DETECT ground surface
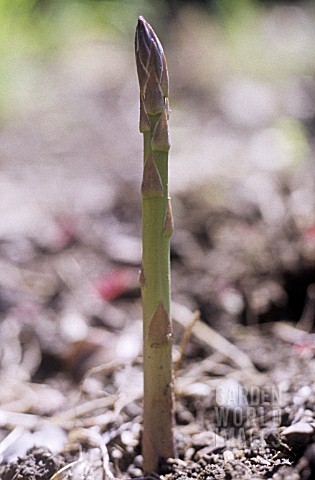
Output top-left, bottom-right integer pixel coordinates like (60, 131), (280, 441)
(1, 3), (315, 479)
(1, 178), (315, 479)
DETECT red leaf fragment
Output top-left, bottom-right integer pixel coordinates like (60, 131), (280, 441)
(293, 341), (315, 357)
(94, 268), (138, 301)
(303, 225), (315, 243)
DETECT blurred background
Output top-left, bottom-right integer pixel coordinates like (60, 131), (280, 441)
(0, 0), (315, 340)
(1, 0), (315, 231)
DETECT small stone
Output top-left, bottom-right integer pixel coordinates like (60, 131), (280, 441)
(184, 447), (195, 461)
(216, 379), (248, 410)
(281, 421), (315, 445)
(111, 448), (123, 460)
(192, 431), (225, 457)
(304, 409), (314, 417)
(293, 385), (312, 405)
(60, 311), (88, 342)
(133, 455), (143, 468)
(299, 415), (314, 424)
(232, 449), (244, 460)
(121, 430), (138, 447)
(127, 466), (143, 478)
(167, 458), (187, 467)
(192, 431), (224, 448)
(183, 382), (212, 397)
(223, 450), (234, 463)
(177, 408), (195, 425)
(255, 454), (270, 466)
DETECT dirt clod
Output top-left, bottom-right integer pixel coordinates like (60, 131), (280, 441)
(0, 447), (65, 480)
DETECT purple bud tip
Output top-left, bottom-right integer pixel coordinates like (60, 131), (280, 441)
(135, 16), (169, 110)
(136, 16), (152, 54)
(136, 16), (165, 62)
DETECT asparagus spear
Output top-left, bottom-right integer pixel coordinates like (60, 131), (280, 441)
(135, 16), (175, 473)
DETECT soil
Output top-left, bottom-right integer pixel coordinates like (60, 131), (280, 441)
(0, 179), (315, 480)
(1, 4), (315, 480)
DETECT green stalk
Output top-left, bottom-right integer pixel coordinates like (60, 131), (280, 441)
(135, 16), (175, 473)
